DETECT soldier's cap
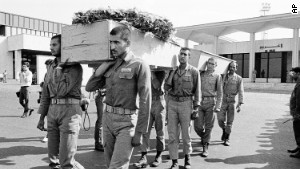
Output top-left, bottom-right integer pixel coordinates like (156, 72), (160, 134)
(291, 67), (300, 73)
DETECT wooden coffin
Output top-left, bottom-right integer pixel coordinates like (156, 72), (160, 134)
(61, 20), (180, 68)
(189, 49), (233, 74)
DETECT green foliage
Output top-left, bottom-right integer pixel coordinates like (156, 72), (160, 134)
(72, 8), (175, 41)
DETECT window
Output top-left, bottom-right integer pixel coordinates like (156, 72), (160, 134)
(29, 19), (34, 29)
(24, 18), (30, 28)
(19, 16), (24, 27)
(13, 15), (18, 27)
(49, 22), (53, 32)
(44, 21), (48, 31)
(34, 19), (39, 30)
(5, 26), (11, 36)
(0, 25), (5, 36)
(11, 27), (16, 35)
(39, 20), (44, 31)
(0, 12), (5, 25)
(5, 14), (10, 25)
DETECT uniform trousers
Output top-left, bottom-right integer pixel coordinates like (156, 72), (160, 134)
(194, 99), (216, 143)
(47, 104), (84, 169)
(103, 108), (138, 169)
(140, 98), (166, 152)
(217, 96), (236, 134)
(167, 98), (193, 159)
(293, 119), (300, 147)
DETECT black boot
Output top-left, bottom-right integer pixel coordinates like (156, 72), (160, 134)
(201, 142), (209, 157)
(221, 129), (225, 141)
(95, 142), (104, 151)
(290, 150), (300, 158)
(287, 147), (300, 153)
(224, 133), (230, 146)
(184, 154), (191, 169)
(169, 159), (178, 169)
(151, 151), (162, 167)
(133, 152), (148, 168)
(20, 112), (28, 118)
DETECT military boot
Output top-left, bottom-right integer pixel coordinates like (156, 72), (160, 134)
(221, 129), (226, 141)
(151, 151), (162, 167)
(224, 133), (230, 146)
(169, 159), (178, 169)
(201, 142), (209, 157)
(133, 152), (148, 168)
(184, 154), (191, 169)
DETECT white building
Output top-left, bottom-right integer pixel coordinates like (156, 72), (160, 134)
(0, 11), (93, 85)
(176, 13), (300, 83)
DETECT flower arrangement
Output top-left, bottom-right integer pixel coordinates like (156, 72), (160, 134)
(72, 8), (175, 42)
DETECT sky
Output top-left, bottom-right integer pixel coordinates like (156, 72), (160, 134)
(1, 0), (299, 41)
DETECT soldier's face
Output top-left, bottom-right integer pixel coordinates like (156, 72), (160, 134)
(50, 38), (61, 57)
(110, 34), (129, 58)
(178, 50), (190, 64)
(229, 63), (237, 73)
(207, 59), (216, 71)
(291, 71), (300, 81)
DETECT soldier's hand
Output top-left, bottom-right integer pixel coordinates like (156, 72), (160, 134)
(236, 104), (241, 113)
(214, 108), (220, 112)
(236, 105), (241, 113)
(191, 110), (199, 120)
(95, 61), (116, 77)
(132, 132), (142, 147)
(37, 119), (45, 131)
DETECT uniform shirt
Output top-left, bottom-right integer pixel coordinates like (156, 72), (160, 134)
(201, 71), (223, 109)
(19, 70), (32, 87)
(85, 51), (151, 134)
(152, 71), (165, 97)
(37, 58), (83, 116)
(164, 64), (201, 107)
(290, 78), (300, 118)
(223, 73), (244, 104)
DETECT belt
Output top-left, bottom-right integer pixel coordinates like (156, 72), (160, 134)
(202, 96), (215, 101)
(224, 94), (236, 98)
(169, 95), (192, 102)
(51, 98), (80, 105)
(152, 95), (164, 101)
(106, 105), (136, 115)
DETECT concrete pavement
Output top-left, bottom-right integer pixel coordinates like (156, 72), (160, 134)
(0, 81), (300, 169)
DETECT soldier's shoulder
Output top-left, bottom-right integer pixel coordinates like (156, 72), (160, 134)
(189, 65), (199, 73)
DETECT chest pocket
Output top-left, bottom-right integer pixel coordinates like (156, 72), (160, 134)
(182, 75), (192, 89)
(119, 72), (134, 79)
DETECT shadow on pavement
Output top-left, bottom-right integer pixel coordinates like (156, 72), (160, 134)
(204, 114), (300, 169)
(0, 137), (42, 143)
(0, 146), (47, 166)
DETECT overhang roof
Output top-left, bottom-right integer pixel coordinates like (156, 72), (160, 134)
(175, 13), (300, 44)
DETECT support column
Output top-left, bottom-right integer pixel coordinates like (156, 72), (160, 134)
(184, 39), (189, 48)
(292, 28), (299, 67)
(213, 36), (219, 55)
(249, 33), (255, 82)
(14, 50), (22, 80)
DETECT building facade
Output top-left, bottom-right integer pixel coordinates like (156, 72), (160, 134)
(176, 13), (300, 83)
(0, 11), (93, 85)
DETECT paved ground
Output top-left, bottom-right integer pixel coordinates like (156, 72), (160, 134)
(0, 80), (300, 169)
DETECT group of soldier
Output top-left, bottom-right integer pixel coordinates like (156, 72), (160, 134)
(86, 26), (244, 169)
(36, 25), (244, 169)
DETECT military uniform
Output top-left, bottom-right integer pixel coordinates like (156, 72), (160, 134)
(164, 64), (201, 160)
(38, 59), (84, 169)
(290, 78), (300, 152)
(86, 52), (151, 169)
(217, 73), (244, 143)
(194, 71), (222, 151)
